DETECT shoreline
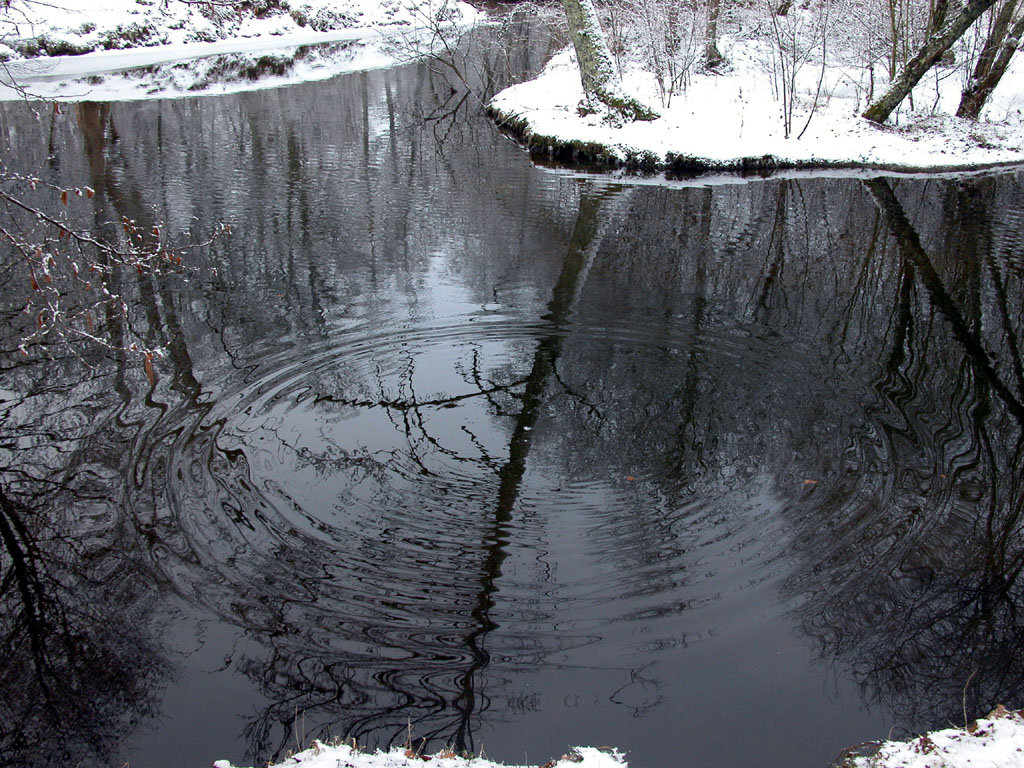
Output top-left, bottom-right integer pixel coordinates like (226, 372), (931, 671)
(487, 102), (1024, 178)
(0, 0), (481, 101)
(211, 708), (1024, 768)
(485, 38), (1024, 177)
(0, 26), (391, 81)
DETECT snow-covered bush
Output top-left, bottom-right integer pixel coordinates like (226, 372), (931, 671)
(616, 0), (703, 106)
(99, 22), (164, 50)
(289, 5), (364, 31)
(10, 32), (94, 57)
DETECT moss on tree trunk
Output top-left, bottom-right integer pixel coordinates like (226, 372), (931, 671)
(561, 0), (659, 121)
(863, 0), (997, 123)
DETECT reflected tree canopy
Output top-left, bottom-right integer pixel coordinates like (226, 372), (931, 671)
(784, 177), (1024, 732)
(0, 358), (167, 767)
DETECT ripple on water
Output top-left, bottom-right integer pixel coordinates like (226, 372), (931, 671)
(156, 313), (844, 599)
(136, 307), (908, 735)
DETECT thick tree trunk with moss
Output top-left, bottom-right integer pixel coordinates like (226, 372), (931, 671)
(562, 0), (659, 121)
(957, 4), (1024, 119)
(862, 0), (998, 123)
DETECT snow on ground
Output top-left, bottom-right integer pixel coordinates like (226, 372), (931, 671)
(0, 0), (479, 100)
(213, 744), (627, 768)
(843, 706), (1024, 768)
(0, 34), (399, 100)
(488, 32), (1024, 172)
(210, 709), (1024, 768)
(5, 2), (1024, 173)
(0, 0), (465, 54)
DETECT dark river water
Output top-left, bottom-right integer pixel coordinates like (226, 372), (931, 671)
(2, 20), (1024, 768)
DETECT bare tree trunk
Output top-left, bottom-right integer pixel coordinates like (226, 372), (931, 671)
(705, 0), (726, 68)
(562, 0), (659, 121)
(863, 0), (998, 123)
(966, 0), (1018, 82)
(929, 0), (956, 64)
(929, 0), (951, 37)
(887, 0), (901, 79)
(958, 2), (1024, 118)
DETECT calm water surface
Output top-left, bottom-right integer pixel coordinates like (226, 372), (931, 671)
(2, 25), (1024, 768)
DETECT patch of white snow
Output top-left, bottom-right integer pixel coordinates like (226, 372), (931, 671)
(0, 0), (480, 100)
(843, 706), (1024, 768)
(488, 35), (1024, 172)
(214, 743), (627, 768)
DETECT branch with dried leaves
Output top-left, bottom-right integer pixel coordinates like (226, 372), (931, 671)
(0, 172), (229, 377)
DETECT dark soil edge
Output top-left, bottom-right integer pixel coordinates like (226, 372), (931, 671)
(485, 104), (1024, 180)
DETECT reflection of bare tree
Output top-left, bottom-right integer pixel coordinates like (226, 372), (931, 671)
(396, 15), (564, 158)
(185, 186), (632, 761)
(36, 29), (591, 764)
(0, 101), (182, 757)
(864, 178), (1024, 423)
(782, 177), (1024, 732)
(0, 375), (168, 768)
(473, 173), (1024, 739)
(449, 186), (628, 754)
(0, 491), (164, 767)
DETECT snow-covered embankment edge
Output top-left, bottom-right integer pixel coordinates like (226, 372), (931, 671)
(0, 0), (482, 101)
(213, 745), (627, 768)
(487, 41), (1024, 175)
(833, 705), (1024, 768)
(212, 707), (1024, 768)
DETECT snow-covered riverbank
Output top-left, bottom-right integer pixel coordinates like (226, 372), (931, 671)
(6, 0), (1024, 173)
(838, 706), (1024, 768)
(0, 0), (479, 100)
(214, 744), (627, 768)
(212, 708), (1024, 768)
(487, 33), (1024, 173)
